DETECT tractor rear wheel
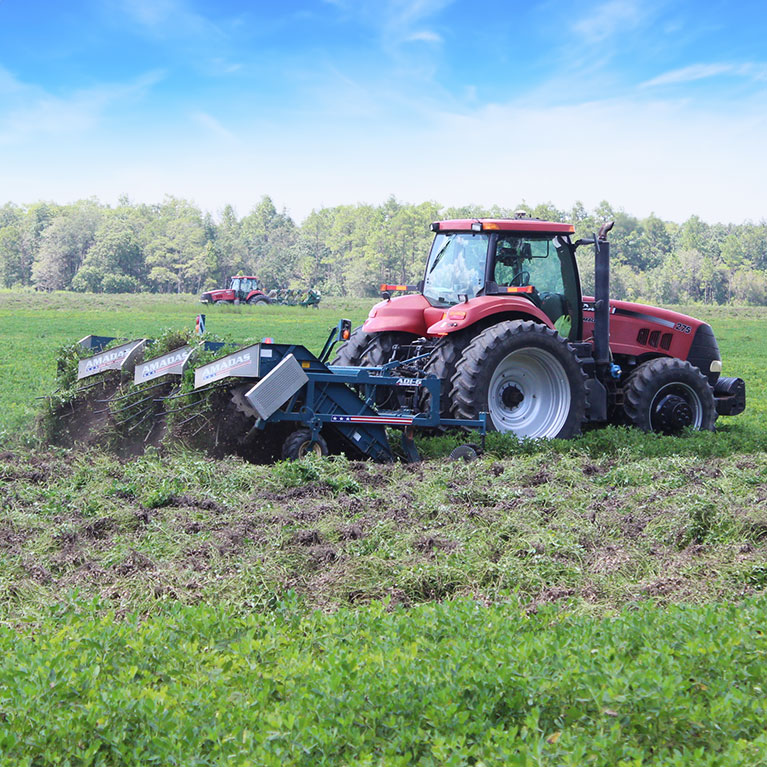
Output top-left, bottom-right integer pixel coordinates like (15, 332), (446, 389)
(420, 332), (471, 419)
(248, 296), (269, 305)
(451, 320), (587, 439)
(623, 357), (716, 434)
(331, 326), (370, 366)
(358, 332), (418, 368)
(359, 332), (419, 409)
(282, 429), (329, 460)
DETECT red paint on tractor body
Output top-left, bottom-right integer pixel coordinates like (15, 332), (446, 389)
(205, 288), (267, 303)
(362, 292), (704, 365)
(435, 219), (575, 234)
(362, 293), (553, 337)
(582, 298), (703, 360)
(362, 294), (444, 335)
(201, 276), (267, 304)
(426, 295), (554, 334)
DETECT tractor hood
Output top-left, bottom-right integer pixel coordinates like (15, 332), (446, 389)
(200, 288), (234, 303)
(582, 298), (722, 382)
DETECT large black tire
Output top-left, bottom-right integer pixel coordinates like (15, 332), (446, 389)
(623, 357), (716, 434)
(248, 295), (269, 305)
(451, 320), (587, 439)
(331, 326), (370, 366)
(281, 429), (329, 460)
(358, 332), (418, 367)
(420, 332), (471, 419)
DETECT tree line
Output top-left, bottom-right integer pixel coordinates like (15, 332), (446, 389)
(0, 195), (766, 304)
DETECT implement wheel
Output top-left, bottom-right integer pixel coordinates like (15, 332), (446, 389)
(452, 320), (587, 439)
(282, 429), (329, 460)
(623, 357), (716, 434)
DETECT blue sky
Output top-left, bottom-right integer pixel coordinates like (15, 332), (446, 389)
(1, 0), (766, 223)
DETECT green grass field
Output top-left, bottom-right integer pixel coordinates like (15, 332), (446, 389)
(1, 290), (767, 764)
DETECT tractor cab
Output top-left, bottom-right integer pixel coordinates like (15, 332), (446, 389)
(422, 221), (582, 339)
(230, 276), (263, 300)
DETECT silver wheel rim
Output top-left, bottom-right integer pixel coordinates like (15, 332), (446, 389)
(487, 348), (571, 438)
(297, 440), (323, 459)
(650, 382), (703, 430)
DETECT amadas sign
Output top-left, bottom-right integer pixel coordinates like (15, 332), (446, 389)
(134, 346), (195, 384)
(194, 344), (262, 388)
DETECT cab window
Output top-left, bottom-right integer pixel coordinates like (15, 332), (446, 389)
(423, 233), (490, 306)
(492, 236), (579, 339)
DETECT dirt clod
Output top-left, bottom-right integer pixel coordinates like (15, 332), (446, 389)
(292, 529), (322, 546)
(415, 535), (458, 554)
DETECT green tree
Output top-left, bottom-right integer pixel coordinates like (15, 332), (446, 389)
(241, 196), (298, 287)
(32, 200), (102, 290)
(639, 214), (672, 271)
(144, 197), (209, 293)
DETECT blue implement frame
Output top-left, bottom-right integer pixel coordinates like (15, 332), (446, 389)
(243, 328), (487, 462)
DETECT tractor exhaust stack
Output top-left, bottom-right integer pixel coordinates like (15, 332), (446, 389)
(593, 220), (614, 379)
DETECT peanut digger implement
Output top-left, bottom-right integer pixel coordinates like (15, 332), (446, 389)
(66, 322), (486, 462)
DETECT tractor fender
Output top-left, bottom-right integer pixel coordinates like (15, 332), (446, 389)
(426, 296), (554, 336)
(362, 294), (444, 336)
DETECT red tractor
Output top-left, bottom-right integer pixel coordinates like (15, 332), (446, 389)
(332, 216), (745, 439)
(200, 276), (271, 305)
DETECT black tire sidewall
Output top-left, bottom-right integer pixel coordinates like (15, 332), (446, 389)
(452, 321), (587, 439)
(331, 326), (370, 366)
(282, 429), (328, 459)
(623, 358), (716, 432)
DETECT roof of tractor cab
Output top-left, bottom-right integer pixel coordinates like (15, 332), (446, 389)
(433, 219), (575, 234)
(231, 276), (259, 280)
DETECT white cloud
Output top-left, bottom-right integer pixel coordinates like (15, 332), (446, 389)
(572, 0), (646, 43)
(115, 0), (223, 41)
(326, 0), (451, 50)
(642, 62), (767, 87)
(0, 70), (164, 146)
(405, 30), (442, 44)
(191, 112), (237, 143)
(9, 89), (766, 227)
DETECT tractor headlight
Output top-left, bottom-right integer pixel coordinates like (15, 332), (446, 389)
(710, 360), (722, 373)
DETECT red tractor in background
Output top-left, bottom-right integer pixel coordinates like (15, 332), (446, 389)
(332, 215), (745, 439)
(200, 276), (271, 305)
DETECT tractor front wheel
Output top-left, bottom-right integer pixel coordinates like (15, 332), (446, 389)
(281, 429), (329, 460)
(623, 357), (716, 434)
(451, 320), (587, 439)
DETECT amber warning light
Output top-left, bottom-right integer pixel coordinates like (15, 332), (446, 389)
(380, 284), (418, 292)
